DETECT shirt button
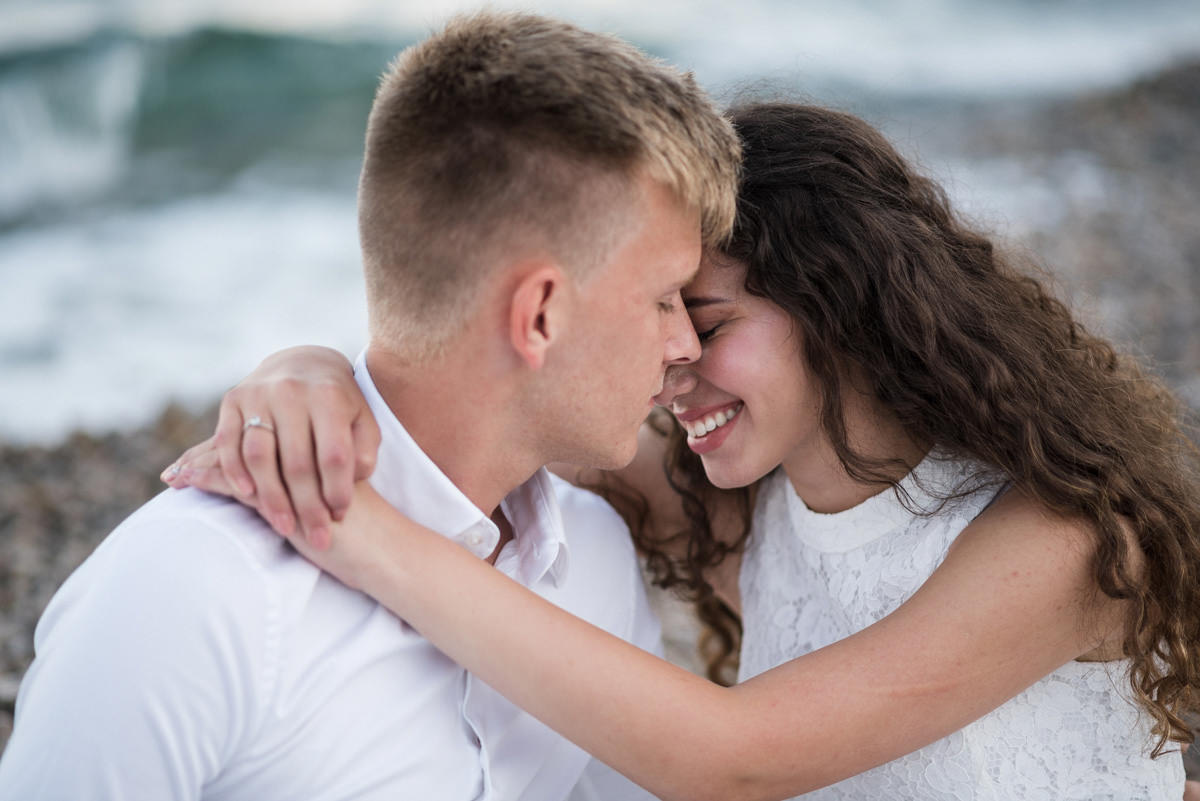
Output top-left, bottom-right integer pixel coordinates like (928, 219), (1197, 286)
(467, 531), (483, 548)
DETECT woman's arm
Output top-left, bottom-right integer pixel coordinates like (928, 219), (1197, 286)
(167, 348), (747, 571)
(308, 482), (1122, 801)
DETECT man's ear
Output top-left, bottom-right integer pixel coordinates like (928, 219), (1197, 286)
(509, 264), (567, 370)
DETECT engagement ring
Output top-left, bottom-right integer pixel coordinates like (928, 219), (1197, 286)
(243, 416), (276, 434)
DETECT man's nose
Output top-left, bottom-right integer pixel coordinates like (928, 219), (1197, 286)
(663, 304), (701, 366)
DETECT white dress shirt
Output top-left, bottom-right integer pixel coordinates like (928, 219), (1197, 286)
(0, 353), (663, 801)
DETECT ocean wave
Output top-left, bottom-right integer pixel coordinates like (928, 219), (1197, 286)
(0, 185), (366, 443)
(0, 27), (394, 226)
(4, 0), (1199, 226)
(0, 34), (141, 223)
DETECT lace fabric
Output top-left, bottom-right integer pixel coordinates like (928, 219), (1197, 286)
(738, 457), (1184, 800)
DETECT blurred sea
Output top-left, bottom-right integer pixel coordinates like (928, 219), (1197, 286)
(3, 0), (1200, 443)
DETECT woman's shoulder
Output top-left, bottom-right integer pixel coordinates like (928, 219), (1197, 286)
(958, 483), (1099, 554)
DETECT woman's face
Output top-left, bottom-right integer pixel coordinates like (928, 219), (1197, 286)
(654, 254), (825, 489)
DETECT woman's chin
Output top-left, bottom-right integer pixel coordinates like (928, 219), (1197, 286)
(700, 456), (774, 491)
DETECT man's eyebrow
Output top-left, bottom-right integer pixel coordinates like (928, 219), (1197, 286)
(683, 296), (731, 309)
(666, 266), (700, 294)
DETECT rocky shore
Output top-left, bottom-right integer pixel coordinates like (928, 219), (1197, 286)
(2, 59), (1198, 779)
(0, 403), (218, 749)
(945, 58), (1200, 401)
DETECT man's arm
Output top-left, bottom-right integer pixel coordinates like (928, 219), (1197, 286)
(0, 504), (273, 800)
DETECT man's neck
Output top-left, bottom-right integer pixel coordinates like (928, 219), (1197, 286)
(365, 343), (540, 517)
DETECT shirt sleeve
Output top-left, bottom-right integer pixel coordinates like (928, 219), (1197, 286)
(0, 506), (276, 800)
(567, 758), (664, 801)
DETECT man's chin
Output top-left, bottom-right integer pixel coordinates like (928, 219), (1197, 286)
(582, 437), (639, 472)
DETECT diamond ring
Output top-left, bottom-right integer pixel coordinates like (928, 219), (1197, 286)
(242, 416), (277, 434)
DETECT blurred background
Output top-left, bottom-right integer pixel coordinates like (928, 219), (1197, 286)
(3, 0), (1200, 441)
(2, 0), (1199, 761)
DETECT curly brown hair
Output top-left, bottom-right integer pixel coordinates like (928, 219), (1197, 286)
(623, 102), (1200, 756)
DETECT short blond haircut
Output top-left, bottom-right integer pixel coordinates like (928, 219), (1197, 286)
(358, 11), (740, 359)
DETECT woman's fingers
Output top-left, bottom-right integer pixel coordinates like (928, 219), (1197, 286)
(272, 398), (333, 548)
(162, 437), (215, 488)
(161, 438), (241, 499)
(240, 416), (295, 537)
(214, 391), (256, 498)
(351, 411), (382, 484)
(181, 441), (236, 496)
(312, 406), (358, 527)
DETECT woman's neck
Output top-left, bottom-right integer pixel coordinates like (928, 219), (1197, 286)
(781, 389), (928, 515)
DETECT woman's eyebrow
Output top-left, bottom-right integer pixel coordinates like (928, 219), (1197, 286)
(683, 296), (731, 309)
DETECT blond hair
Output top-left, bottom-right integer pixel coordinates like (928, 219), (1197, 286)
(358, 11), (740, 359)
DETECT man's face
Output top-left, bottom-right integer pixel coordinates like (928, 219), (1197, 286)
(547, 175), (702, 468)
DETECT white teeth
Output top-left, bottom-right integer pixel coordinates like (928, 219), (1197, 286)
(685, 403), (741, 439)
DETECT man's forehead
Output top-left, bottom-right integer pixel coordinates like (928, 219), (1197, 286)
(669, 260), (702, 291)
(683, 254), (742, 297)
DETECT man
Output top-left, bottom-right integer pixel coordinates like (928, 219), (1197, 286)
(0, 12), (739, 800)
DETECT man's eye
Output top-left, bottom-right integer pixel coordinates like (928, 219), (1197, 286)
(657, 301), (677, 313)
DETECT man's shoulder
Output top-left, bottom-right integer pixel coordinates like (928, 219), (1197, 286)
(549, 475), (636, 555)
(546, 474), (641, 592)
(47, 489), (320, 634)
(546, 474), (662, 652)
(109, 487), (312, 578)
(7, 491), (327, 796)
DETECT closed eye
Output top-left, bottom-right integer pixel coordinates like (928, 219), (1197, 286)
(697, 324), (721, 343)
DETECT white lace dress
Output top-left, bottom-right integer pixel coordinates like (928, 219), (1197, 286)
(738, 454), (1184, 800)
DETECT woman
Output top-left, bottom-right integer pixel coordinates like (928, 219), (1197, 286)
(167, 103), (1200, 799)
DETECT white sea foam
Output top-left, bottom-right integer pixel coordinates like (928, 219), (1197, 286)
(0, 186), (366, 443)
(0, 40), (142, 221)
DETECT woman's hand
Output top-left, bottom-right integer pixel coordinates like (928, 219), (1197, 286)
(162, 346), (379, 549)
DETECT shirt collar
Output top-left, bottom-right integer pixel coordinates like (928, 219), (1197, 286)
(355, 350), (570, 586)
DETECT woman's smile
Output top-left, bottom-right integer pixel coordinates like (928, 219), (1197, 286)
(683, 403), (742, 453)
(675, 401), (743, 452)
